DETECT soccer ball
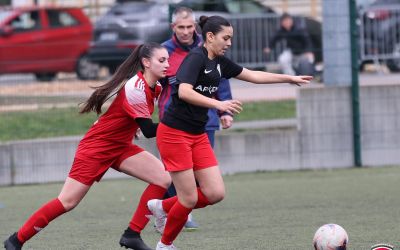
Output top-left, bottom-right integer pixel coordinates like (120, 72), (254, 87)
(313, 224), (348, 250)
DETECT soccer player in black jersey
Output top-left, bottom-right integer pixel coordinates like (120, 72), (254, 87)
(147, 15), (312, 250)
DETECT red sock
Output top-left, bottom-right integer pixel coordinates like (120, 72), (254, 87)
(162, 188), (210, 213)
(162, 196), (177, 213)
(129, 184), (166, 233)
(161, 200), (192, 245)
(195, 188), (210, 209)
(17, 198), (66, 243)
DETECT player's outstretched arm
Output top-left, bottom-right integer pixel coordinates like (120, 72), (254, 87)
(235, 68), (312, 86)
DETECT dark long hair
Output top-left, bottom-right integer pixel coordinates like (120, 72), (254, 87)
(198, 15), (231, 41)
(80, 42), (164, 114)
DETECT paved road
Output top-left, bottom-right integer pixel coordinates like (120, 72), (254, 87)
(1, 72), (400, 102)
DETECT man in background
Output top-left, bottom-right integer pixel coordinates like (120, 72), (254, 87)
(264, 13), (315, 76)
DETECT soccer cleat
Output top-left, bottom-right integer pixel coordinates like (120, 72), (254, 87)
(156, 241), (178, 250)
(147, 199), (166, 234)
(119, 228), (153, 250)
(183, 213), (198, 231)
(4, 232), (22, 250)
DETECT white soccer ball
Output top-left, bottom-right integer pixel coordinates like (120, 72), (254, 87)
(313, 224), (348, 250)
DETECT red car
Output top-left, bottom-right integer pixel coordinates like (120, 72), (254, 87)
(0, 6), (98, 81)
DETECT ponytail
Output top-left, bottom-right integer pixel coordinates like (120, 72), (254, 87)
(198, 15), (209, 30)
(80, 42), (163, 114)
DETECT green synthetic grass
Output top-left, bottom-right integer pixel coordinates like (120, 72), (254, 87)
(0, 100), (295, 142)
(0, 107), (98, 142)
(0, 166), (399, 249)
(235, 100), (295, 121)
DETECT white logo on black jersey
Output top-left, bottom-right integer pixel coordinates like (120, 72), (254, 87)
(217, 64), (221, 77)
(204, 69), (212, 74)
(195, 85), (218, 94)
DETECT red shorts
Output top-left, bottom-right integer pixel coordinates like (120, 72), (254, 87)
(156, 123), (218, 172)
(69, 144), (144, 185)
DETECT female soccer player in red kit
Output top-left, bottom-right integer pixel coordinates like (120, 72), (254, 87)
(4, 42), (171, 250)
(148, 16), (312, 250)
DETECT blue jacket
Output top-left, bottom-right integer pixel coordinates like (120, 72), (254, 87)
(158, 33), (233, 131)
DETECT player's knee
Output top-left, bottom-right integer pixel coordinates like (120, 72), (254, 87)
(177, 189), (198, 208)
(206, 189), (225, 204)
(180, 193), (198, 208)
(59, 197), (80, 211)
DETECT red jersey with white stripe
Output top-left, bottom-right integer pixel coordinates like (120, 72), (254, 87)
(75, 71), (161, 161)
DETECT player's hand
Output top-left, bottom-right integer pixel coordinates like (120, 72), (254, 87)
(217, 100), (242, 115)
(220, 115), (233, 129)
(289, 75), (313, 86)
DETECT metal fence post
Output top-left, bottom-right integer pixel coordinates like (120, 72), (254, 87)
(349, 0), (362, 167)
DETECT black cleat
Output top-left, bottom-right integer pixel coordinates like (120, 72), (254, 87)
(4, 233), (23, 250)
(119, 228), (153, 250)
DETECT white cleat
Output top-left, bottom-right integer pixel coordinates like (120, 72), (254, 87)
(147, 199), (167, 234)
(156, 241), (178, 250)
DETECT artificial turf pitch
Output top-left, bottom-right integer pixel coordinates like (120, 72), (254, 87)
(0, 166), (399, 249)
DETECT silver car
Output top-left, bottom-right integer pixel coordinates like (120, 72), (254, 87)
(88, 1), (171, 73)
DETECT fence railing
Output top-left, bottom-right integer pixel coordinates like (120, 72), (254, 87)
(227, 4), (400, 70)
(226, 14), (281, 69)
(225, 14), (321, 69)
(358, 4), (400, 63)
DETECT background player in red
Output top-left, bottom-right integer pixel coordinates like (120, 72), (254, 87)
(148, 16), (312, 250)
(4, 42), (171, 250)
(158, 6), (234, 231)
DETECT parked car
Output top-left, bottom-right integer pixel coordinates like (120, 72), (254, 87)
(87, 1), (170, 73)
(0, 6), (99, 81)
(88, 0), (322, 72)
(358, 0), (400, 71)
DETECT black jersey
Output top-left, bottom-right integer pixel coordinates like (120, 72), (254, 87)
(162, 46), (243, 134)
